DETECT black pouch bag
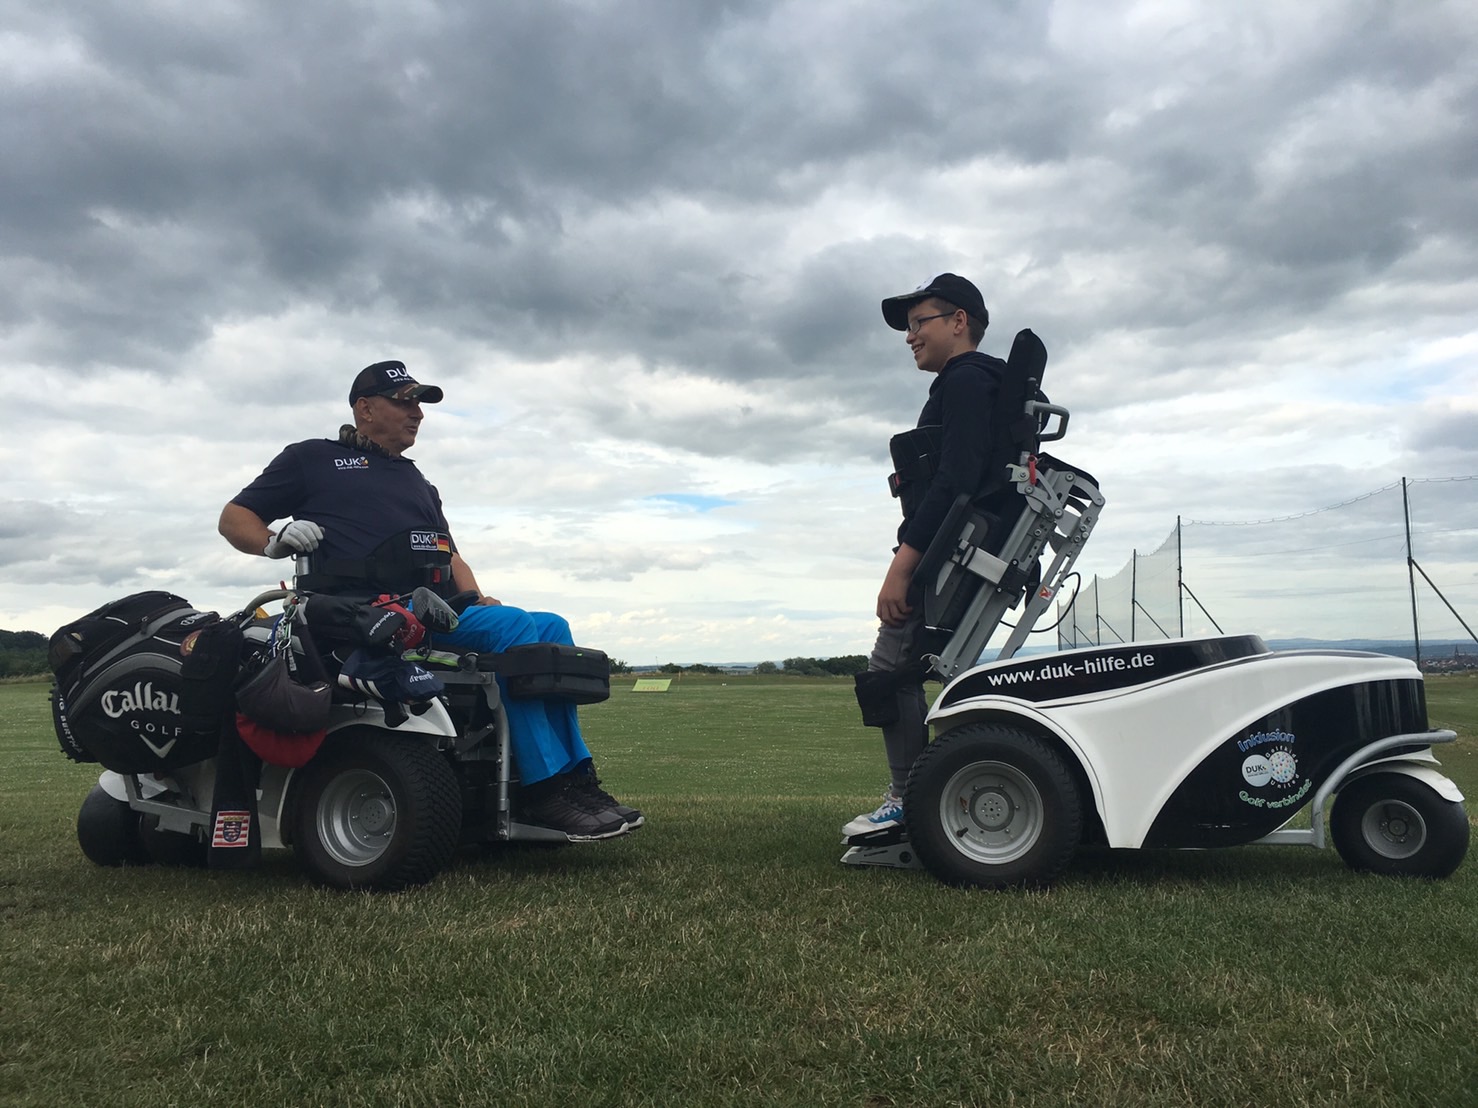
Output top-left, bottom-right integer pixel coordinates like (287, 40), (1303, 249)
(234, 617), (332, 734)
(854, 669), (903, 728)
(481, 644), (611, 704)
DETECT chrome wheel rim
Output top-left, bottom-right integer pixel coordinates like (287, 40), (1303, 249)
(316, 768), (397, 867)
(1360, 799), (1427, 860)
(937, 760), (1043, 864)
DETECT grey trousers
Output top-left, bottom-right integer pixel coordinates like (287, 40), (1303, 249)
(867, 609), (929, 793)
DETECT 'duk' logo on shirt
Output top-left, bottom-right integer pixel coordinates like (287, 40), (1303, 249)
(334, 457), (370, 469)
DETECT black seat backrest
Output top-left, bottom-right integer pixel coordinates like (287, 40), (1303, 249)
(978, 328), (1048, 500)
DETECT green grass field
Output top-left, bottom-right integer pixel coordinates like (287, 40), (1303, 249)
(4, 674), (1477, 1107)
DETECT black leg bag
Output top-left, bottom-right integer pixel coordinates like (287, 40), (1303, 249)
(477, 644), (611, 704)
(854, 670), (905, 728)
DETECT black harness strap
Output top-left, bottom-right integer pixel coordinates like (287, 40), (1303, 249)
(297, 530), (455, 597)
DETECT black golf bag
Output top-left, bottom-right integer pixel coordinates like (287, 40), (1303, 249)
(49, 591), (238, 773)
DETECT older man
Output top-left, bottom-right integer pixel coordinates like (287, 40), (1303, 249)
(219, 360), (641, 840)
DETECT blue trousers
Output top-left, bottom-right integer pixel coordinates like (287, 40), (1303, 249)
(438, 606), (593, 785)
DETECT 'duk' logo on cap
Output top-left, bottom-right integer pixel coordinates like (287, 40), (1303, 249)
(385, 365), (412, 381)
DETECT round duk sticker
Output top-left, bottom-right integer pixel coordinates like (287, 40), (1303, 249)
(1241, 755), (1273, 787)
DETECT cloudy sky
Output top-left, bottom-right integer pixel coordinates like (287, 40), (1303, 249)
(5, 0), (1477, 663)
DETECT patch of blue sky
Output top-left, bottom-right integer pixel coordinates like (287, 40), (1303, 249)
(645, 493), (738, 513)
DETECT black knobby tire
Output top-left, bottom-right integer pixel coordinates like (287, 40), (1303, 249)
(77, 784), (152, 867)
(904, 722), (1083, 889)
(290, 731), (462, 891)
(1330, 773), (1469, 879)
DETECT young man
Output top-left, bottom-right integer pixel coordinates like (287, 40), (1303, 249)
(219, 360), (642, 841)
(844, 274), (1007, 837)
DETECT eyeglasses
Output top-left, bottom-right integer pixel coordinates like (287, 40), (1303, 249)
(906, 310), (959, 334)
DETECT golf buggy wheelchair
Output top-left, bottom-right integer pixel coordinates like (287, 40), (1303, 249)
(50, 544), (624, 892)
(842, 329), (1470, 888)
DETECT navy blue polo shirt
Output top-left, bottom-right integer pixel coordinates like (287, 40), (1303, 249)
(231, 438), (453, 564)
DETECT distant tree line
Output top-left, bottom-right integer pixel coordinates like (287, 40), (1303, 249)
(656, 662), (728, 675)
(641, 656), (868, 677)
(0, 630), (48, 678)
(762, 656), (868, 677)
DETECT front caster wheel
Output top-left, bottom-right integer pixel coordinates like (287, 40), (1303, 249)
(290, 732), (462, 891)
(1331, 774), (1468, 879)
(77, 784), (151, 867)
(904, 723), (1083, 889)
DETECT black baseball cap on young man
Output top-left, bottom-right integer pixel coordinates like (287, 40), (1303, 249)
(881, 273), (989, 331)
(348, 361), (444, 405)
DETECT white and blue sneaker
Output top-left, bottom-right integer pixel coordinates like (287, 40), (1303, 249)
(842, 790), (904, 838)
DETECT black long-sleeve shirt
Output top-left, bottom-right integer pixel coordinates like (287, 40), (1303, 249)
(898, 350), (1006, 551)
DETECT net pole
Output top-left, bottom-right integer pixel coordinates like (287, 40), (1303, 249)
(1176, 515), (1185, 638)
(1130, 550), (1138, 641)
(1094, 576), (1102, 645)
(1402, 478), (1421, 670)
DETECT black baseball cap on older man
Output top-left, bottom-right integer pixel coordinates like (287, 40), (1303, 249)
(348, 361), (444, 405)
(881, 273), (989, 331)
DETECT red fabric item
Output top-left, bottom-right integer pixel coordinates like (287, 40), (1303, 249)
(375, 594), (428, 650)
(234, 712), (327, 769)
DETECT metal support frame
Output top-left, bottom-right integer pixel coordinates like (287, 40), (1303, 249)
(408, 664), (570, 843)
(840, 827), (922, 869)
(1251, 729), (1456, 849)
(921, 462), (1106, 682)
(123, 773), (208, 833)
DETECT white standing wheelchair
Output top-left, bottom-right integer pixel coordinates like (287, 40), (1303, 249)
(843, 331), (1467, 888)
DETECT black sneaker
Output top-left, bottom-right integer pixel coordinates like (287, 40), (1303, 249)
(520, 781), (628, 841)
(572, 770), (644, 829)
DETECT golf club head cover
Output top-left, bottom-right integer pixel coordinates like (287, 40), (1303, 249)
(372, 595), (425, 651)
(336, 648), (444, 723)
(299, 594), (408, 648)
(411, 586), (460, 633)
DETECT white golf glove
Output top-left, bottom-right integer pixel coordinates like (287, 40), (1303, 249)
(263, 520), (325, 559)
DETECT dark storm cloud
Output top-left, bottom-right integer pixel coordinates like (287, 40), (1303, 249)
(4, 1), (1476, 441)
(0, 1), (1109, 378)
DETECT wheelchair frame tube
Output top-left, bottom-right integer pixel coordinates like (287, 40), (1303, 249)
(924, 465), (1104, 680)
(1253, 730), (1458, 850)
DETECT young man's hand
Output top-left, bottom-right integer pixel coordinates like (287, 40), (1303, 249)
(877, 544), (922, 627)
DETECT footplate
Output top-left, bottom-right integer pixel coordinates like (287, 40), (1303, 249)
(840, 826), (923, 869)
